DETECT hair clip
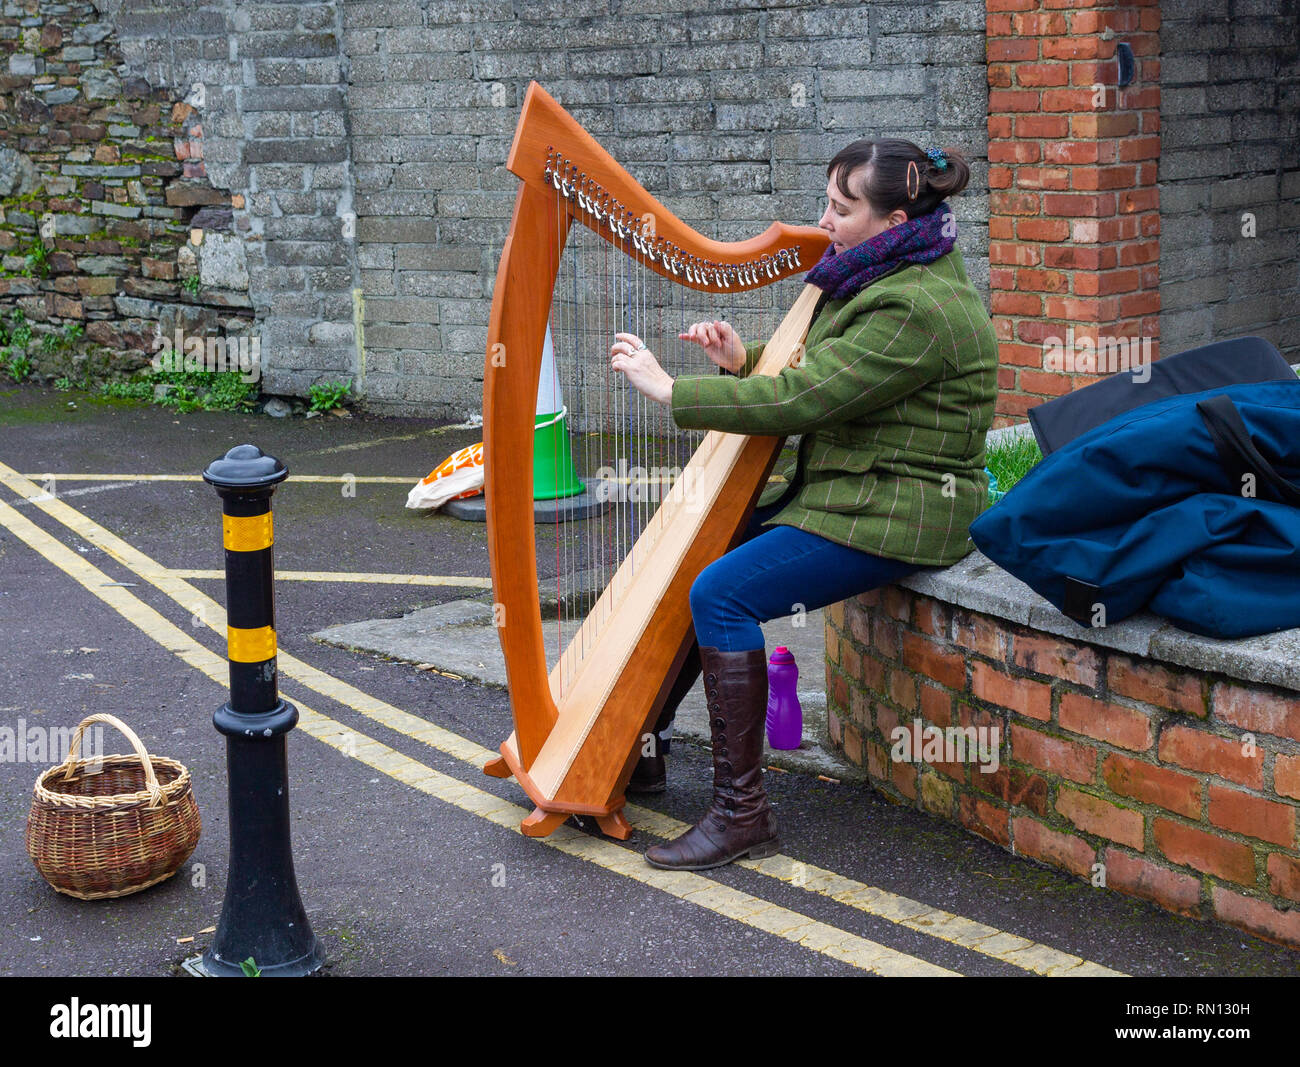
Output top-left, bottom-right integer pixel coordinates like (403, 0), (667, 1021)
(926, 147), (948, 171)
(906, 160), (920, 200)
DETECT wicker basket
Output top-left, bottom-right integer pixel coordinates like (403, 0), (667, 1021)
(25, 714), (202, 900)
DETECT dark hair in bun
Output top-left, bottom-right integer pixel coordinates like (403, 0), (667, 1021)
(827, 138), (971, 220)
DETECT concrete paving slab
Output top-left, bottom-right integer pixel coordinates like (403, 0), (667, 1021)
(312, 592), (864, 782)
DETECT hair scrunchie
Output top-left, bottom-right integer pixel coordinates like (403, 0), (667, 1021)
(926, 147), (948, 171)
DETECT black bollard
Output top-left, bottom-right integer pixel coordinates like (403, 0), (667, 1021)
(201, 444), (323, 977)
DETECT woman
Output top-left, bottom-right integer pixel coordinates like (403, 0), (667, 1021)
(610, 139), (999, 871)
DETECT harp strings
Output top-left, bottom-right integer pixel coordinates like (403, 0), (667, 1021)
(545, 219), (787, 697)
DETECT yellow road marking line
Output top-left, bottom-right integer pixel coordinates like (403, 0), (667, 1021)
(21, 473), (419, 484)
(0, 460), (1125, 976)
(621, 807), (1121, 976)
(168, 569), (493, 588)
(0, 494), (952, 976)
(292, 702), (955, 976)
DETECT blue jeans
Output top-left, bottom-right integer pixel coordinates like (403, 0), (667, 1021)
(689, 502), (931, 651)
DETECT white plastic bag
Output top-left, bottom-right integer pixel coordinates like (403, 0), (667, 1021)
(406, 441), (484, 510)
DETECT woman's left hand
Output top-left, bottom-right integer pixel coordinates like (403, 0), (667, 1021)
(610, 332), (674, 406)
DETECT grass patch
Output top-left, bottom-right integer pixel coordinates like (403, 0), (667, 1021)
(0, 309), (79, 383)
(100, 368), (259, 413)
(985, 433), (1043, 499)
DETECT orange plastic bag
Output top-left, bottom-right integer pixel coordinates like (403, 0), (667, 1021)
(406, 441), (484, 510)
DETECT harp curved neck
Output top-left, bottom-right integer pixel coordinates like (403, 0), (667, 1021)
(507, 81), (828, 292)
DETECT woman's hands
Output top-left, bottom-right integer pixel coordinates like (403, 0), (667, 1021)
(610, 332), (674, 406)
(680, 319), (746, 373)
(610, 320), (749, 404)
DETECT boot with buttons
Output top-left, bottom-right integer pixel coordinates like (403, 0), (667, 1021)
(644, 646), (779, 870)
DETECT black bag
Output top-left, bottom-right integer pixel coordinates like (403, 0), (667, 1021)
(1027, 335), (1295, 456)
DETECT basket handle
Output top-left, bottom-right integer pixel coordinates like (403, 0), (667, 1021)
(57, 713), (165, 807)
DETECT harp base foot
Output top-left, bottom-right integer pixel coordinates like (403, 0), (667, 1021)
(517, 804), (632, 840)
(520, 807), (569, 837)
(483, 755), (512, 778)
(595, 808), (633, 841)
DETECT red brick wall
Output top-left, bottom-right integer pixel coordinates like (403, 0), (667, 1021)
(986, 0), (1161, 428)
(825, 588), (1300, 950)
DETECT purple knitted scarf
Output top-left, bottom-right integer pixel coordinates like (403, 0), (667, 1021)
(806, 202), (955, 300)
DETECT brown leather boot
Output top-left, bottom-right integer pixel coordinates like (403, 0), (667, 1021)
(627, 641), (701, 794)
(644, 646), (779, 870)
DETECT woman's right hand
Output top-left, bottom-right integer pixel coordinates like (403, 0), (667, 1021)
(679, 320), (746, 374)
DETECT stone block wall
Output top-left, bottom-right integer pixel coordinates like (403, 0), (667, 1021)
(0, 0), (252, 383)
(2, 0), (990, 417)
(101, 0), (356, 401)
(8, 1), (1296, 419)
(343, 0), (991, 417)
(1158, 0), (1300, 362)
(825, 585), (1300, 950)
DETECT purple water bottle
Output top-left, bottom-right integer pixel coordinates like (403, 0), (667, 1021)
(765, 646), (802, 750)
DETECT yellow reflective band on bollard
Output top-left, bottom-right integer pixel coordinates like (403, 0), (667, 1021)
(227, 625), (277, 663)
(222, 512), (274, 552)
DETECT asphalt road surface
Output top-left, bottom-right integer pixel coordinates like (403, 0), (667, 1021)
(3, 383), (1299, 980)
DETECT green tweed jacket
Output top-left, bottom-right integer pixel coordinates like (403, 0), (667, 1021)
(669, 248), (999, 567)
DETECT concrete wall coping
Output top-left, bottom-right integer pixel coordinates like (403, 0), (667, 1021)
(906, 418), (1300, 695)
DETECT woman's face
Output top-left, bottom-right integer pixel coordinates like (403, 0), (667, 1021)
(818, 165), (907, 254)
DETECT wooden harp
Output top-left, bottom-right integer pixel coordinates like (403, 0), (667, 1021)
(482, 81), (829, 839)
